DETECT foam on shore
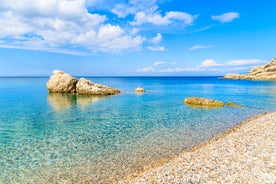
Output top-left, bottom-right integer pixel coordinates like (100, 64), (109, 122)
(121, 112), (276, 183)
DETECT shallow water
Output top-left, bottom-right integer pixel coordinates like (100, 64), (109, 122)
(0, 77), (275, 183)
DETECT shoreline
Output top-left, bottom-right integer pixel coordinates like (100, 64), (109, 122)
(120, 112), (276, 183)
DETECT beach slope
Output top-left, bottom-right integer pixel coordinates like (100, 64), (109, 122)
(122, 112), (276, 183)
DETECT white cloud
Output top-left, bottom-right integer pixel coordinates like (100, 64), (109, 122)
(137, 66), (155, 72)
(130, 28), (139, 35)
(151, 33), (162, 44)
(132, 11), (198, 26)
(211, 12), (240, 23)
(0, 11), (33, 37)
(200, 59), (222, 67)
(137, 65), (206, 73)
(0, 0), (145, 54)
(111, 4), (137, 18)
(153, 61), (166, 66)
(190, 24), (216, 33)
(226, 59), (265, 66)
(137, 61), (197, 73)
(73, 24), (145, 51)
(147, 33), (166, 52)
(111, 0), (197, 28)
(147, 46), (166, 51)
(160, 68), (174, 72)
(1, 0), (88, 21)
(189, 44), (213, 50)
(111, 0), (158, 18)
(85, 0), (99, 6)
(0, 0), (200, 54)
(137, 61), (168, 72)
(166, 11), (197, 25)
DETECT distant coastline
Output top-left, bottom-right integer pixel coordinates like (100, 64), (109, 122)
(224, 58), (276, 81)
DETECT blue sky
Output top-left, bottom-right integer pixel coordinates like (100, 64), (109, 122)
(0, 0), (275, 76)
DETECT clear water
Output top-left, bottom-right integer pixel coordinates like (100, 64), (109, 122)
(0, 77), (275, 183)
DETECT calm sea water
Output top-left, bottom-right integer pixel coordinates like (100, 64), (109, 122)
(0, 77), (275, 183)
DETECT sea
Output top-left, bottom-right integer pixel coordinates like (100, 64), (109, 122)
(0, 77), (275, 183)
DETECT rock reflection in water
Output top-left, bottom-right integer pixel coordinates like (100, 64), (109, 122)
(48, 93), (106, 111)
(77, 95), (107, 110)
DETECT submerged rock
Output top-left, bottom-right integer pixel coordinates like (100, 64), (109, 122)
(46, 70), (120, 95)
(184, 97), (242, 108)
(184, 97), (224, 107)
(227, 102), (242, 108)
(135, 87), (145, 93)
(76, 78), (120, 95)
(224, 58), (276, 80)
(46, 70), (78, 93)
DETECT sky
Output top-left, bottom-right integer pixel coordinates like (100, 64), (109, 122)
(0, 0), (275, 76)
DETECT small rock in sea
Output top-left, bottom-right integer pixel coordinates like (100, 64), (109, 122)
(227, 102), (242, 108)
(184, 97), (224, 107)
(135, 87), (145, 93)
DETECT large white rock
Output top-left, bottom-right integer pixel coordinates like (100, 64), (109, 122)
(76, 78), (120, 95)
(46, 70), (121, 95)
(46, 70), (78, 93)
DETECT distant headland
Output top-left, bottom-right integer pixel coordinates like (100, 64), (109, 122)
(224, 58), (276, 80)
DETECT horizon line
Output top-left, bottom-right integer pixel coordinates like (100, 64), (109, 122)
(0, 75), (223, 78)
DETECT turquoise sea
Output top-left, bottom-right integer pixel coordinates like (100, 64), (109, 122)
(0, 77), (275, 183)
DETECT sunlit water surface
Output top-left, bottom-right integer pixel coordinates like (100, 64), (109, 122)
(0, 77), (275, 183)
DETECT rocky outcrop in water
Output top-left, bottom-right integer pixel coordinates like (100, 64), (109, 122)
(47, 70), (120, 95)
(224, 58), (276, 80)
(46, 70), (78, 93)
(184, 97), (225, 107)
(76, 78), (120, 95)
(184, 97), (242, 108)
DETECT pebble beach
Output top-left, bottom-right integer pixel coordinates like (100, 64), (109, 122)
(121, 112), (276, 184)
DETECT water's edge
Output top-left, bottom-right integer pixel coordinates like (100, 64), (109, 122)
(120, 112), (275, 183)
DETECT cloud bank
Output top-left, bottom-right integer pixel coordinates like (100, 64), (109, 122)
(0, 1), (239, 54)
(0, 0), (147, 53)
(137, 59), (266, 74)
